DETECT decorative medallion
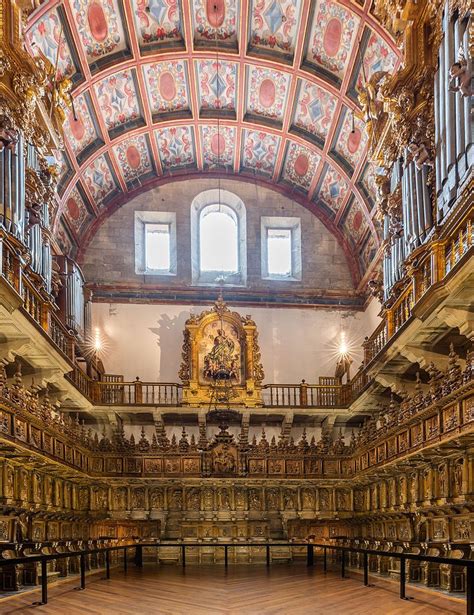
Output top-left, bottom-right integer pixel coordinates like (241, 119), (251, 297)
(282, 141), (320, 191)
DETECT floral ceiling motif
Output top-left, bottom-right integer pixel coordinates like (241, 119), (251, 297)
(25, 0), (401, 284)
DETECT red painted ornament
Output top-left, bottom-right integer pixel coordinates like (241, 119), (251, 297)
(66, 198), (80, 220)
(206, 0), (225, 27)
(159, 72), (177, 102)
(294, 154), (309, 177)
(259, 79), (276, 108)
(323, 18), (342, 58)
(347, 128), (361, 154)
(126, 145), (141, 169)
(87, 2), (108, 43)
(69, 112), (85, 141)
(353, 210), (363, 231)
(210, 133), (226, 156)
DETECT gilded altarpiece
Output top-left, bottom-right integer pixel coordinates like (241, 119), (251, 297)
(179, 296), (264, 407)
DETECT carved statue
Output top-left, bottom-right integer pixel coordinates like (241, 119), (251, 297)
(454, 461), (463, 495)
(407, 140), (432, 170)
(357, 71), (388, 143)
(0, 115), (19, 152)
(449, 48), (472, 97)
(15, 513), (31, 543)
(438, 464), (447, 498)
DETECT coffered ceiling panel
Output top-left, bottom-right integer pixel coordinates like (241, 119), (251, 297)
(248, 0), (303, 63)
(131, 0), (184, 53)
(25, 0), (401, 287)
(142, 60), (191, 119)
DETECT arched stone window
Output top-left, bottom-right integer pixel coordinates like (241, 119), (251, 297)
(191, 189), (247, 286)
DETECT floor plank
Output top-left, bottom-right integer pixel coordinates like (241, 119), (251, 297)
(0, 564), (465, 614)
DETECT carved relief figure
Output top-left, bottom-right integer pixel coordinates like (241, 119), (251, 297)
(170, 488), (183, 510)
(266, 488), (279, 510)
(249, 488), (262, 510)
(354, 489), (365, 512)
(336, 490), (349, 511)
(150, 488), (164, 509)
(203, 487), (214, 510)
(284, 489), (296, 510)
(319, 489), (330, 510)
(410, 473), (418, 503)
(302, 489), (315, 509)
(213, 444), (236, 474)
(187, 488), (200, 510)
(220, 488), (231, 509)
(235, 488), (246, 509)
(398, 476), (406, 505)
(453, 519), (470, 541)
(132, 488), (145, 509)
(114, 487), (127, 510)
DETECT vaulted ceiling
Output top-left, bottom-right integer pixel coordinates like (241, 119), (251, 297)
(26, 0), (400, 284)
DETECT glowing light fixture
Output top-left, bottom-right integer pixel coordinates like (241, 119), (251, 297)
(339, 331), (348, 356)
(94, 327), (102, 353)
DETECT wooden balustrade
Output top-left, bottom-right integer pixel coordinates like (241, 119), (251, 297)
(89, 380), (182, 406)
(50, 314), (75, 360)
(262, 382), (354, 408)
(363, 321), (388, 366)
(445, 217), (472, 276)
(391, 285), (414, 335)
(21, 277), (44, 327)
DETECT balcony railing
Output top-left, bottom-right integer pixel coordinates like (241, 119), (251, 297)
(64, 373), (368, 409)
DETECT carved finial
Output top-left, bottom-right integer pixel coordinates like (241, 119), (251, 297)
(179, 426), (189, 451)
(138, 426), (150, 452)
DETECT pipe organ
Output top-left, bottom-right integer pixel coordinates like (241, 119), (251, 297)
(56, 256), (90, 341)
(0, 131), (25, 240)
(434, 4), (472, 220)
(383, 154), (434, 298)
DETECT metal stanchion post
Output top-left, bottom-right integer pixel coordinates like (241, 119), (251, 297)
(400, 557), (406, 600)
(466, 565), (474, 615)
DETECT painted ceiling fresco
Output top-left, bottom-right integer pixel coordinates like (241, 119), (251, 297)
(26, 0), (400, 283)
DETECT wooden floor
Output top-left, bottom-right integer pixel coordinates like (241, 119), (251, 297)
(0, 564), (465, 615)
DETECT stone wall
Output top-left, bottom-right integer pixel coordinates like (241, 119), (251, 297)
(81, 178), (355, 294)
